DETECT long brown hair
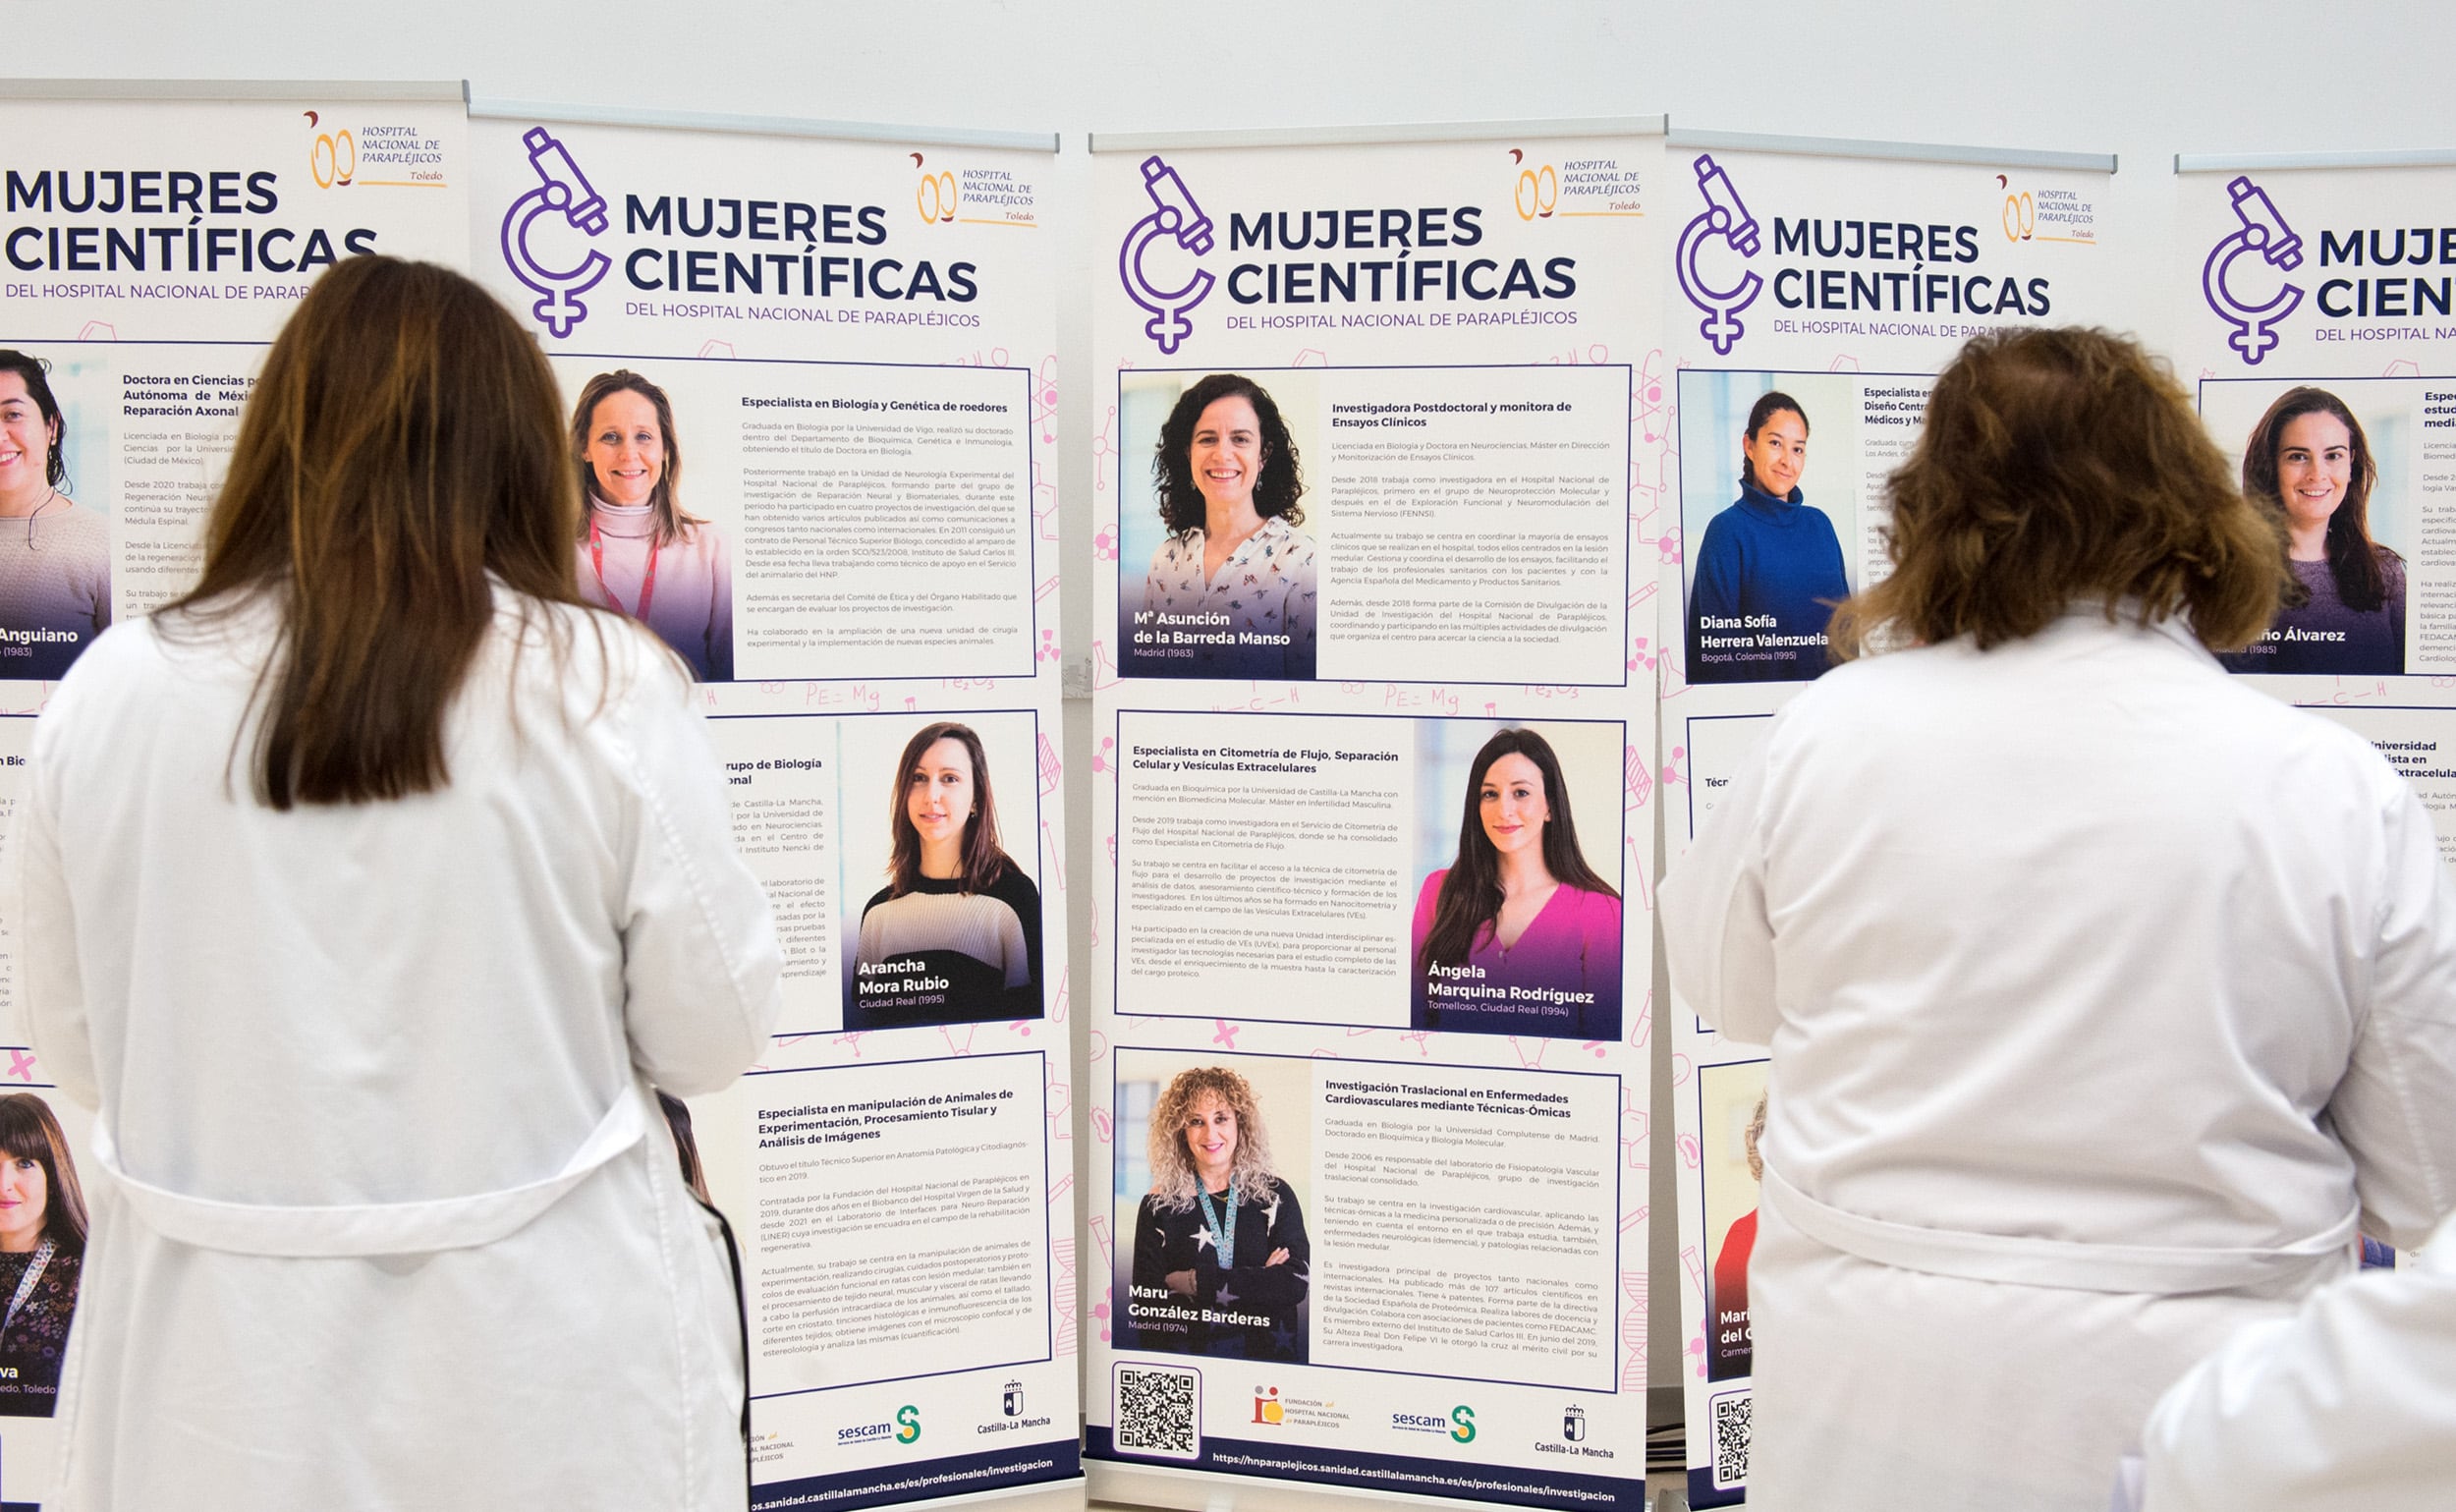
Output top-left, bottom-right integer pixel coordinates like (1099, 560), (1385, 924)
(1417, 728), (1617, 977)
(2242, 386), (2396, 612)
(570, 369), (704, 550)
(0, 1094), (87, 1254)
(159, 255), (596, 809)
(1828, 327), (2284, 659)
(885, 721), (1016, 897)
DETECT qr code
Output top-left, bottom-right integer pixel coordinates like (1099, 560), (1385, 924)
(1709, 1389), (1752, 1488)
(1114, 1363), (1201, 1460)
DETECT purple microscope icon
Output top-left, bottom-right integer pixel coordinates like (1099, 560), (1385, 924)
(501, 127), (613, 340)
(1119, 155), (1215, 355)
(2202, 175), (2304, 365)
(1676, 155), (1765, 358)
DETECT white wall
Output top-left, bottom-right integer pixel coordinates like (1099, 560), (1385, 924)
(24, 0), (2456, 1409)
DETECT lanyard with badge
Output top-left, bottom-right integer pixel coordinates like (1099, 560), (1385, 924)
(587, 515), (659, 621)
(2, 1238), (52, 1336)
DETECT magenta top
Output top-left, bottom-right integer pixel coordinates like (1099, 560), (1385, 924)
(1407, 868), (1623, 1038)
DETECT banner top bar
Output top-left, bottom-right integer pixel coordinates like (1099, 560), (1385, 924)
(1089, 116), (1667, 154)
(1667, 127), (2117, 175)
(470, 97), (1058, 153)
(0, 79), (466, 103)
(2176, 148), (2456, 173)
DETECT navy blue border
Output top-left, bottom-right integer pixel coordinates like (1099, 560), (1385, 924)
(1111, 363), (1634, 691)
(1088, 1427), (1637, 1512)
(706, 704), (1045, 1039)
(556, 348), (1039, 684)
(1106, 1042), (1625, 1394)
(1109, 705), (1631, 1034)
(740, 1048), (1055, 1399)
(754, 1440), (1080, 1512)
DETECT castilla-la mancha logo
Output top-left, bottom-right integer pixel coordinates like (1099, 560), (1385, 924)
(2202, 175), (2304, 365)
(1118, 154), (1214, 355)
(1676, 154), (1763, 357)
(500, 127), (612, 339)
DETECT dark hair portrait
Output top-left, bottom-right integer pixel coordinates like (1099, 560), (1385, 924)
(2241, 386), (2397, 614)
(0, 352), (67, 490)
(1149, 373), (1307, 535)
(1828, 326), (2285, 660)
(0, 1095), (86, 1254)
(1738, 390), (1808, 494)
(1416, 728), (1618, 978)
(885, 720), (1017, 898)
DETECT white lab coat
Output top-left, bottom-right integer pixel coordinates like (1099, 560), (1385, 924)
(2132, 1207), (2456, 1510)
(1660, 606), (2456, 1512)
(2, 594), (783, 1511)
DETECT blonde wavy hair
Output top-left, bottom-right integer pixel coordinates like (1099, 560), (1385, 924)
(1145, 1066), (1278, 1211)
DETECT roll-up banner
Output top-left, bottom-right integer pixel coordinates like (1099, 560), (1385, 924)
(469, 102), (1081, 1510)
(0, 80), (470, 1508)
(1656, 131), (2117, 1506)
(1086, 119), (1664, 1512)
(2175, 149), (2456, 1272)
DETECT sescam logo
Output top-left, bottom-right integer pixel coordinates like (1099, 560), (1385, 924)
(1391, 1405), (1476, 1443)
(837, 1405), (922, 1447)
(1118, 154), (1215, 355)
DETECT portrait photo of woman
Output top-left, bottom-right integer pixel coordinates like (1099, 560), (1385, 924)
(1411, 728), (1622, 1039)
(2221, 386), (2405, 677)
(571, 369), (733, 682)
(0, 351), (109, 682)
(1137, 372), (1317, 681)
(0, 1093), (87, 1417)
(1687, 389), (1850, 684)
(1708, 1089), (1766, 1383)
(849, 720), (1044, 1030)
(1128, 1065), (1310, 1362)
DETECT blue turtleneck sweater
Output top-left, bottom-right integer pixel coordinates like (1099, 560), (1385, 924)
(1688, 483), (1850, 683)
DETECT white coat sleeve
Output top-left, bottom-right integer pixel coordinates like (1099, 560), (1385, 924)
(0, 718), (98, 1108)
(612, 661), (784, 1097)
(2329, 782), (2456, 1248)
(1658, 731), (1779, 1048)
(2137, 1214), (2456, 1512)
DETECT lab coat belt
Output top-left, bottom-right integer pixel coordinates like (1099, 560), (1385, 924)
(90, 1083), (651, 1258)
(1760, 1161), (2358, 1297)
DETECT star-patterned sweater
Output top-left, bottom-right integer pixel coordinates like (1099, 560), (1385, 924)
(1128, 1177), (1310, 1361)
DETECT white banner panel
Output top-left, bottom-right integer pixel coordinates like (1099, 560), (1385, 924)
(0, 83), (469, 1508)
(2175, 156), (2456, 1274)
(1087, 122), (1663, 1512)
(471, 106), (1079, 1509)
(1655, 135), (2118, 1506)
(0, 84), (469, 689)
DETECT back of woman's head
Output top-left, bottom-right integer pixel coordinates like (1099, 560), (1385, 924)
(169, 255), (587, 809)
(1828, 326), (2285, 658)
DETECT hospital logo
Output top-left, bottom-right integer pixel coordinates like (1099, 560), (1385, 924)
(895, 1405), (922, 1443)
(500, 126), (613, 340)
(1253, 1385), (1283, 1426)
(1391, 1405), (1476, 1443)
(1119, 154), (1214, 355)
(1676, 154), (1764, 357)
(2202, 174), (2305, 365)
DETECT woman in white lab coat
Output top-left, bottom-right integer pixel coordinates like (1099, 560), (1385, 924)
(1660, 326), (2456, 1512)
(3, 256), (783, 1510)
(2129, 1208), (2456, 1510)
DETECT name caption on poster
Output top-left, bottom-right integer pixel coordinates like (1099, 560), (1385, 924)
(755, 1086), (1016, 1148)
